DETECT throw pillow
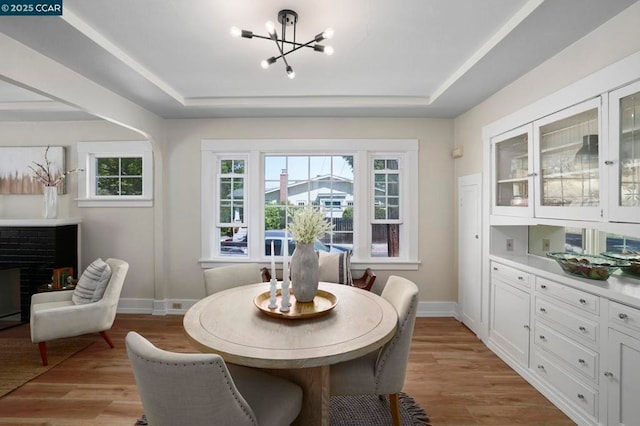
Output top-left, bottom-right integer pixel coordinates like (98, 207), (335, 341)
(72, 258), (112, 305)
(318, 251), (353, 286)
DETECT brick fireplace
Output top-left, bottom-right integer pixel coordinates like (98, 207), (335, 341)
(0, 219), (80, 323)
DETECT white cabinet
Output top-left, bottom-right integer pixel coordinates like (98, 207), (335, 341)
(605, 328), (640, 426)
(608, 81), (640, 223)
(491, 124), (534, 217)
(489, 262), (530, 368)
(533, 97), (604, 221)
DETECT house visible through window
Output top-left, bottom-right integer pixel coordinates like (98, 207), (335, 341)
(200, 139), (419, 267)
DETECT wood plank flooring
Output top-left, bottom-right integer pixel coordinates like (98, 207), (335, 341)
(0, 315), (574, 425)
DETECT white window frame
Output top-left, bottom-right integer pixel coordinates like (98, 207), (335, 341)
(76, 141), (153, 207)
(200, 139), (419, 269)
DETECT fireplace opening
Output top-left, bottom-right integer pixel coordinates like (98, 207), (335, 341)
(0, 267), (21, 331)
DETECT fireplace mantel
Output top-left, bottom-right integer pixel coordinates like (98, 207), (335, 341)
(0, 217), (82, 227)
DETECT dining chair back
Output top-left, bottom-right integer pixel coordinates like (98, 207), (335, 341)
(203, 263), (262, 295)
(330, 275), (419, 426)
(126, 331), (302, 426)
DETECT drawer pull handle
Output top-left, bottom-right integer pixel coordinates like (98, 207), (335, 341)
(540, 284), (547, 289)
(539, 335), (546, 340)
(578, 359), (586, 365)
(577, 394), (585, 400)
(518, 276), (524, 280)
(619, 313), (628, 320)
(539, 307), (547, 313)
(537, 364), (545, 370)
(579, 298), (587, 305)
(493, 267), (498, 271)
(604, 371), (614, 378)
(604, 160), (614, 165)
(523, 325), (530, 330)
(579, 326), (587, 332)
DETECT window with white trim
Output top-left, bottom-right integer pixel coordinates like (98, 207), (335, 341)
(77, 141), (153, 207)
(200, 139), (419, 267)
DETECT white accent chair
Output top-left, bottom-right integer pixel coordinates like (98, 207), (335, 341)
(126, 331), (303, 426)
(330, 275), (419, 426)
(30, 258), (129, 365)
(203, 263), (262, 296)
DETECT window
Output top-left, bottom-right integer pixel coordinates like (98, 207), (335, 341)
(201, 139), (418, 268)
(77, 141), (153, 207)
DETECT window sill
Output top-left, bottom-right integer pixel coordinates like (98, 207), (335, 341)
(76, 198), (153, 208)
(199, 258), (420, 270)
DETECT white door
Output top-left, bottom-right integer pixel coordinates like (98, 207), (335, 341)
(458, 173), (482, 336)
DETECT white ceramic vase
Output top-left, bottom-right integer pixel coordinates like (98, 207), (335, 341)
(290, 243), (319, 302)
(42, 186), (58, 219)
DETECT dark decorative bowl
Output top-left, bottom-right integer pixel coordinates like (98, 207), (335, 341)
(547, 252), (630, 280)
(600, 252), (640, 279)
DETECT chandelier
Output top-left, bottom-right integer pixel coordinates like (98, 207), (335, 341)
(230, 9), (334, 79)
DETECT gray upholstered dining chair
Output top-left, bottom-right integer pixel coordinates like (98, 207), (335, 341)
(203, 263), (262, 296)
(30, 258), (129, 366)
(126, 331), (303, 426)
(330, 275), (419, 426)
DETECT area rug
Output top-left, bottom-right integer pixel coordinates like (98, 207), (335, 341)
(0, 324), (95, 398)
(136, 392), (429, 425)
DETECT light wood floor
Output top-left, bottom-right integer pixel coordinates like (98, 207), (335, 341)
(0, 315), (574, 425)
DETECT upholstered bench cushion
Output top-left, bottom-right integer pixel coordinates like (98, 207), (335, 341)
(72, 258), (112, 304)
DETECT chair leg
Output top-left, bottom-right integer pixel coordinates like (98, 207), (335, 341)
(389, 393), (401, 426)
(100, 331), (114, 348)
(38, 342), (48, 366)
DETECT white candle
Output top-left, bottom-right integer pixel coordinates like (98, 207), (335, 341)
(283, 237), (289, 285)
(270, 240), (276, 279)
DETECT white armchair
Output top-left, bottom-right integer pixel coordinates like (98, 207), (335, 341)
(30, 258), (129, 365)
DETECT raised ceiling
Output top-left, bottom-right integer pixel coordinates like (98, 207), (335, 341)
(0, 0), (637, 121)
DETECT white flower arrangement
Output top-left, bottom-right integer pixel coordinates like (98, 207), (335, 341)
(287, 205), (334, 244)
(29, 146), (83, 187)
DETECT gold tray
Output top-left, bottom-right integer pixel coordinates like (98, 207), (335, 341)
(254, 288), (338, 320)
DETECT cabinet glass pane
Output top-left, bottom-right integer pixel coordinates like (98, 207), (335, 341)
(620, 91), (640, 207)
(495, 133), (528, 207)
(539, 108), (599, 207)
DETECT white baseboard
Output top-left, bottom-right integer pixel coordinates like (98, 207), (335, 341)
(118, 298), (459, 318)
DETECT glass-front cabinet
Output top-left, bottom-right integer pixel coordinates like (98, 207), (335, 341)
(609, 80), (640, 223)
(491, 124), (533, 217)
(533, 97), (603, 221)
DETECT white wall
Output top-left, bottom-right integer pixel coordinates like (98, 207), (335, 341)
(165, 118), (455, 302)
(0, 121), (156, 301)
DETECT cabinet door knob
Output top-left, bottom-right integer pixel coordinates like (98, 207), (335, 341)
(518, 276), (524, 280)
(539, 335), (546, 340)
(579, 326), (587, 332)
(577, 394), (585, 400)
(619, 313), (628, 320)
(578, 359), (586, 365)
(539, 307), (547, 313)
(537, 364), (545, 370)
(493, 267), (498, 271)
(579, 298), (587, 305)
(604, 371), (613, 378)
(540, 284), (547, 289)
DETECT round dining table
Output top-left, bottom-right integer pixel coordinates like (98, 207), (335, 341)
(183, 281), (398, 426)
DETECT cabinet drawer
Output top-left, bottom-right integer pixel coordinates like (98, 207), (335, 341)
(533, 350), (597, 418)
(536, 277), (599, 315)
(609, 301), (640, 335)
(534, 321), (598, 382)
(491, 262), (530, 289)
(535, 297), (599, 345)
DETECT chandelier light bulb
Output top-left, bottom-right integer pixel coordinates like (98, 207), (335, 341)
(324, 46), (334, 56)
(286, 65), (295, 79)
(230, 26), (242, 37)
(323, 28), (334, 39)
(260, 60), (269, 69)
(265, 20), (276, 35)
